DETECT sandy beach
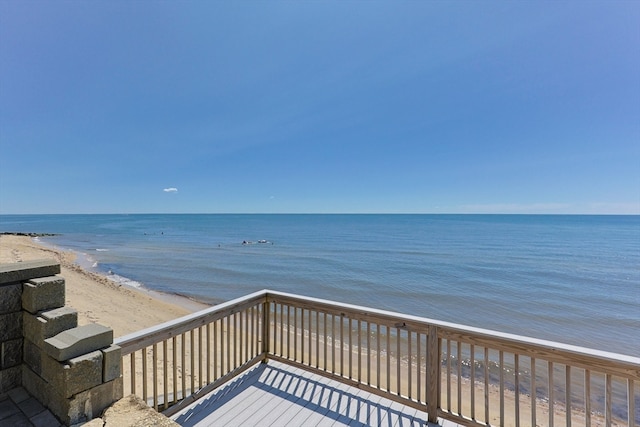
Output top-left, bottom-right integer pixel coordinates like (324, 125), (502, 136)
(0, 234), (209, 337)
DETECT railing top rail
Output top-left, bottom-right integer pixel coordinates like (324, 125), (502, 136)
(114, 290), (266, 355)
(264, 290), (640, 370)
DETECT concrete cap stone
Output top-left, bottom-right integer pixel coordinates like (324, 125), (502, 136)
(23, 306), (78, 343)
(41, 306), (78, 322)
(0, 260), (60, 285)
(43, 324), (113, 362)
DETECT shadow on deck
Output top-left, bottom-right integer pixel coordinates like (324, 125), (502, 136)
(171, 360), (453, 427)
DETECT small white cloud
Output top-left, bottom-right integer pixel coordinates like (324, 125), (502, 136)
(163, 188), (178, 193)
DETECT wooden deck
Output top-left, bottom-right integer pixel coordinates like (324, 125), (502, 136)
(170, 360), (457, 427)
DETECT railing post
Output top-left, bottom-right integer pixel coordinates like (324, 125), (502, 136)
(262, 295), (270, 363)
(426, 324), (440, 424)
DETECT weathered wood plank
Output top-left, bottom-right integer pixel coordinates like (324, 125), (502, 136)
(171, 361), (432, 427)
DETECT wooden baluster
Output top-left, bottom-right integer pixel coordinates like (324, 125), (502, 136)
(367, 322), (371, 386)
(142, 347), (148, 404)
(417, 332), (422, 403)
(457, 342), (462, 415)
(181, 334), (186, 400)
(628, 379), (635, 427)
(566, 365), (571, 427)
(316, 311), (320, 369)
(484, 347), (489, 424)
(357, 319), (361, 383)
(605, 374), (612, 427)
(500, 351), (505, 426)
(514, 353), (519, 427)
(471, 344), (475, 420)
(585, 369), (591, 427)
(191, 329), (196, 393)
(397, 327), (401, 396)
(376, 323), (381, 389)
(213, 322), (218, 380)
(549, 361), (554, 427)
(387, 325), (391, 393)
(206, 324), (211, 384)
(408, 331), (412, 400)
(163, 340), (168, 410)
(340, 314), (344, 377)
(531, 357), (536, 427)
(130, 352), (136, 397)
(278, 304), (283, 357)
(226, 316), (230, 373)
(153, 343), (158, 411)
(198, 326), (203, 389)
(294, 307), (298, 362)
(446, 339), (451, 413)
(173, 336), (178, 404)
(349, 317), (353, 380)
(323, 312), (328, 371)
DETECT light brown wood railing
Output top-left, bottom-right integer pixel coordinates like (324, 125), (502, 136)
(115, 290), (640, 426)
(115, 290), (266, 416)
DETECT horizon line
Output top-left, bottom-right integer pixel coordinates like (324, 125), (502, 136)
(1, 212), (639, 216)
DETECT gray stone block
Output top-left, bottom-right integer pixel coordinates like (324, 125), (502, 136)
(1, 338), (23, 369)
(41, 351), (103, 398)
(23, 307), (78, 343)
(0, 283), (21, 314)
(23, 339), (42, 376)
(21, 365), (48, 410)
(0, 312), (22, 341)
(0, 365), (21, 393)
(43, 323), (113, 362)
(80, 377), (123, 424)
(102, 345), (122, 382)
(22, 276), (65, 314)
(48, 377), (123, 426)
(0, 260), (60, 285)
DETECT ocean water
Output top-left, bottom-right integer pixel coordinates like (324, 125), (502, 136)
(1, 214), (638, 356)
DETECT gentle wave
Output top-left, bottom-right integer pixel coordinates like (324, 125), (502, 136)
(105, 273), (144, 289)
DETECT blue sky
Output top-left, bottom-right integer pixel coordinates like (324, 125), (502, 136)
(1, 1), (638, 214)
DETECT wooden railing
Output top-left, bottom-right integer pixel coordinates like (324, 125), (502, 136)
(114, 290), (266, 416)
(115, 290), (640, 426)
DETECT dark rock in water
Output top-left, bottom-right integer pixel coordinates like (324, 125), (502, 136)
(0, 232), (59, 237)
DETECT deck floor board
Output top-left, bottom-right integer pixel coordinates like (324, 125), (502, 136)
(171, 360), (448, 427)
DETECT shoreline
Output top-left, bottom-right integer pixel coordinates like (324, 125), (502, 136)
(31, 234), (214, 314)
(0, 234), (210, 337)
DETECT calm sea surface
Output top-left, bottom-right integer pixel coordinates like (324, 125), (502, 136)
(1, 214), (638, 355)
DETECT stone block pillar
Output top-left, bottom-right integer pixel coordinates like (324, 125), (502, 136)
(0, 260), (58, 393)
(0, 260), (123, 426)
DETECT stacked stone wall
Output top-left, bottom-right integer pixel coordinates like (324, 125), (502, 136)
(0, 260), (123, 425)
